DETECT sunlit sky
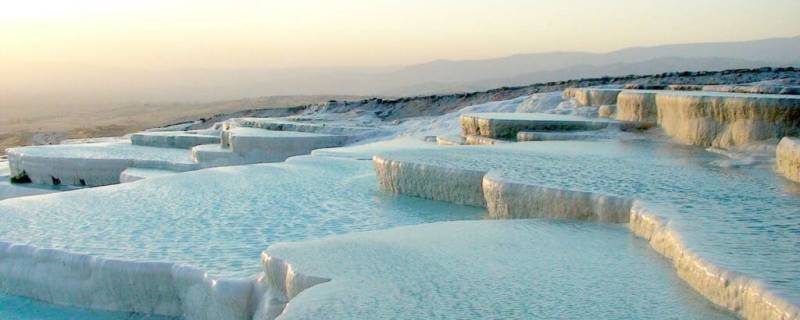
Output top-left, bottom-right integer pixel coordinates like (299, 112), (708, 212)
(1, 0), (799, 69)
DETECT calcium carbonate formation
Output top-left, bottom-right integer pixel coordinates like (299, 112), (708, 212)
(2, 84), (800, 320)
(777, 137), (800, 182)
(372, 138), (800, 320)
(6, 118), (378, 186)
(562, 87), (622, 107)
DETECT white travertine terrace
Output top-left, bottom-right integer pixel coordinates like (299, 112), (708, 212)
(616, 90), (658, 123)
(597, 104), (616, 118)
(6, 142), (198, 186)
(373, 156), (486, 207)
(562, 88), (622, 106)
(435, 135), (465, 146)
(212, 128), (347, 165)
(190, 144), (248, 166)
(460, 113), (612, 139)
(263, 220), (735, 319)
(372, 143), (800, 320)
(0, 241), (260, 320)
(464, 134), (508, 145)
(227, 118), (378, 143)
(702, 85), (800, 95)
(657, 91), (800, 148)
(616, 90), (800, 148)
(119, 168), (179, 183)
(130, 130), (221, 149)
(777, 137), (800, 182)
(516, 131), (606, 141)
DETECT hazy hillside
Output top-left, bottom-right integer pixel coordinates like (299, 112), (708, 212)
(3, 36), (798, 118)
(419, 57), (778, 94)
(383, 36), (800, 94)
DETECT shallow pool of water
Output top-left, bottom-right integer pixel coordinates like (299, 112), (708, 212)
(0, 293), (173, 320)
(271, 220), (733, 319)
(0, 156), (484, 277)
(377, 138), (800, 304)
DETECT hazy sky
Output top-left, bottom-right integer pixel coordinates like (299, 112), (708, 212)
(2, 0), (799, 69)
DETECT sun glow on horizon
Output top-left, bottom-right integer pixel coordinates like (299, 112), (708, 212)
(1, 0), (799, 70)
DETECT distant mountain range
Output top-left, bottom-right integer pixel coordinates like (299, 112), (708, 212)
(4, 35), (799, 114)
(380, 36), (800, 95)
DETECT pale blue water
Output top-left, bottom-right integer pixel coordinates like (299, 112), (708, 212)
(272, 220), (733, 319)
(7, 142), (195, 163)
(0, 293), (173, 320)
(377, 138), (800, 304)
(0, 156), (484, 277)
(0, 135), (787, 318)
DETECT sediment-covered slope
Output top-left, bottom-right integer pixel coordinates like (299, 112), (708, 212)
(374, 140), (800, 319)
(0, 155), (483, 318)
(268, 220), (732, 319)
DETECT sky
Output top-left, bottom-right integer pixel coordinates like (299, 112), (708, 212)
(1, 0), (799, 69)
(0, 0), (799, 116)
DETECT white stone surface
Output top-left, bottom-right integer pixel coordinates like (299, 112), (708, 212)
(617, 90), (800, 148)
(435, 135), (465, 146)
(563, 87), (622, 106)
(191, 144), (249, 167)
(516, 130), (612, 141)
(372, 140), (800, 319)
(616, 90), (658, 123)
(597, 104), (616, 118)
(227, 118), (377, 143)
(0, 155), (482, 319)
(7, 142), (198, 186)
(225, 128), (346, 160)
(130, 130), (220, 149)
(777, 137), (800, 183)
(460, 113), (612, 138)
(267, 220), (733, 320)
(119, 168), (181, 183)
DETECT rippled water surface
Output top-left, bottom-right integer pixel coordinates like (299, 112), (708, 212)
(0, 293), (173, 320)
(0, 156), (484, 277)
(8, 142), (195, 163)
(379, 138), (800, 303)
(272, 220), (733, 319)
